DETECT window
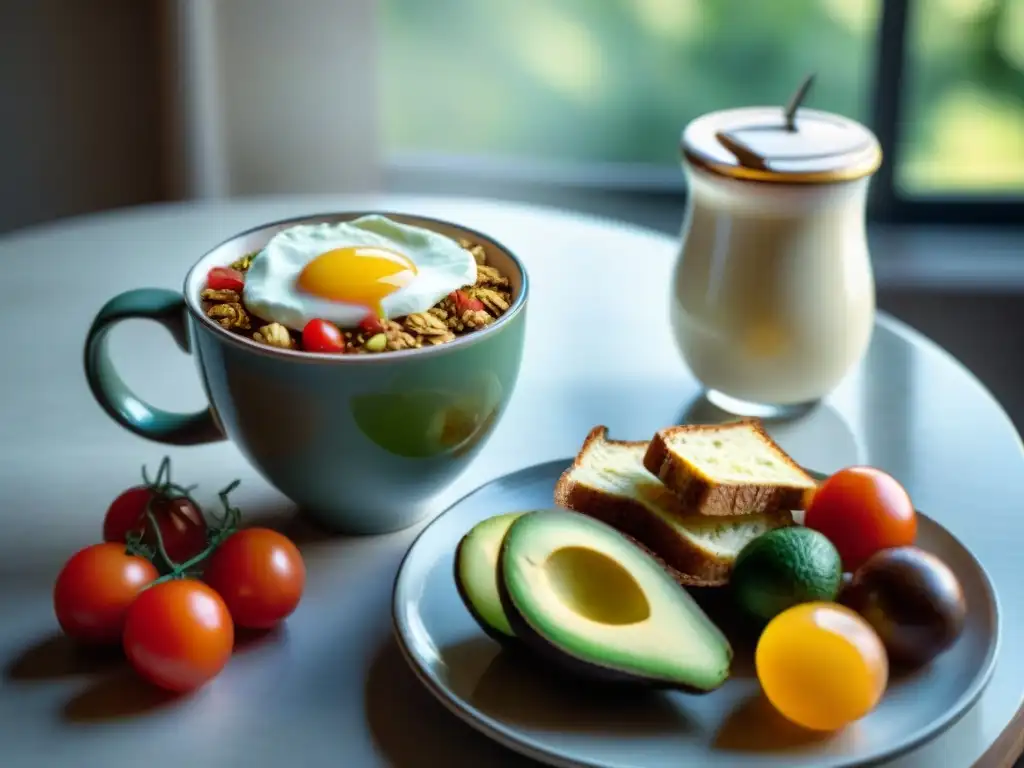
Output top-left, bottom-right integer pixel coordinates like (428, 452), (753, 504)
(899, 0), (1024, 194)
(382, 0), (1023, 223)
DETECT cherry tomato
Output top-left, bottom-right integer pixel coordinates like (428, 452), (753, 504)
(804, 466), (917, 571)
(53, 543), (158, 644)
(302, 318), (345, 353)
(103, 487), (209, 565)
(123, 579), (234, 693)
(203, 528), (306, 629)
(358, 313), (386, 336)
(206, 266), (245, 293)
(103, 486), (154, 542)
(450, 289), (484, 314)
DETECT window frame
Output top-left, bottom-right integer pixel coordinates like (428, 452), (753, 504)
(385, 0), (1024, 226)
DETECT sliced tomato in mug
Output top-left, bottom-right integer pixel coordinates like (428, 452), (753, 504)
(358, 313), (386, 336)
(206, 266), (245, 293)
(450, 290), (483, 314)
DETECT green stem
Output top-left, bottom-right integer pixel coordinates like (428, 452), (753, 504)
(142, 455), (172, 489)
(144, 497), (178, 573)
(140, 477), (243, 589)
(141, 457), (203, 513)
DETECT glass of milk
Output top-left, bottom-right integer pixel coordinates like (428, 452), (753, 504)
(671, 98), (881, 419)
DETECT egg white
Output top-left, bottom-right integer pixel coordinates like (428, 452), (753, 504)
(242, 214), (478, 330)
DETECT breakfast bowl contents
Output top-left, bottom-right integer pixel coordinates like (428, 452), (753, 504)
(448, 417), (977, 743)
(84, 211), (528, 534)
(199, 214), (513, 355)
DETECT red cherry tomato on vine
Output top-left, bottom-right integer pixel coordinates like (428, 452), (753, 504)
(123, 580), (234, 693)
(103, 487), (209, 564)
(103, 486), (152, 543)
(203, 528), (306, 629)
(206, 266), (245, 293)
(301, 318), (345, 353)
(804, 466), (917, 571)
(53, 543), (158, 644)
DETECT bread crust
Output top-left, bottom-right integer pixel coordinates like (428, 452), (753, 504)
(552, 426), (791, 587)
(642, 420), (815, 517)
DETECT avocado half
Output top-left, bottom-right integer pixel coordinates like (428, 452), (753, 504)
(454, 512), (525, 644)
(497, 509), (733, 692)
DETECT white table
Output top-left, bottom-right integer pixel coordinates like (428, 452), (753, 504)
(0, 195), (1021, 767)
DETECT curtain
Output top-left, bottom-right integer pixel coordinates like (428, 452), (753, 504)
(162, 0), (381, 200)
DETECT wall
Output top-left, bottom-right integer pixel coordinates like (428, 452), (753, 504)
(0, 0), (380, 236)
(0, 1), (164, 234)
(163, 0), (380, 200)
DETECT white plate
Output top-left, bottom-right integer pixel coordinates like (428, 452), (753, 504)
(391, 459), (1000, 768)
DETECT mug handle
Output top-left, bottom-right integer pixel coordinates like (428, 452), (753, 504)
(84, 288), (224, 445)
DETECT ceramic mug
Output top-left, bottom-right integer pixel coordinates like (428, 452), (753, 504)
(83, 212), (529, 535)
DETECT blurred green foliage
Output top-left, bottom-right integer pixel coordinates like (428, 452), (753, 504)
(902, 0), (1024, 190)
(382, 0), (1024, 193)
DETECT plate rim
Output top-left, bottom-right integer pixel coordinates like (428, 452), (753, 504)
(391, 458), (1003, 768)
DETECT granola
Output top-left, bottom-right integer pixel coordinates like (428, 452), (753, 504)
(253, 322), (294, 349)
(404, 312), (450, 337)
(207, 302), (250, 330)
(200, 234), (514, 354)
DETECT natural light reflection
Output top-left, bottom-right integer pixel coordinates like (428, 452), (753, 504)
(384, 0), (1022, 194)
(894, 0), (1024, 192)
(512, 5), (604, 103)
(631, 0), (702, 42)
(820, 0), (878, 34)
(935, 0), (996, 20)
(383, 0), (878, 164)
(904, 88), (1024, 189)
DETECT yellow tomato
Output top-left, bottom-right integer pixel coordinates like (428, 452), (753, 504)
(755, 602), (888, 731)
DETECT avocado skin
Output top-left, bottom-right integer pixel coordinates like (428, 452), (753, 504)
(495, 517), (726, 694)
(453, 534), (519, 648)
(731, 526), (843, 625)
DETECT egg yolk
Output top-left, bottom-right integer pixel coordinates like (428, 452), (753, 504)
(297, 246), (418, 315)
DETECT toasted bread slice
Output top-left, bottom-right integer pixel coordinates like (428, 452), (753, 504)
(642, 420), (816, 517)
(553, 426), (793, 586)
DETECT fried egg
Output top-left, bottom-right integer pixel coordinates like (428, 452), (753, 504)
(242, 214), (478, 330)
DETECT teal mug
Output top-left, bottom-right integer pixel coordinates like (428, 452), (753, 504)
(83, 212), (529, 534)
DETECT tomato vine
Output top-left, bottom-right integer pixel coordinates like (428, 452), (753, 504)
(125, 457), (242, 584)
(54, 454), (307, 691)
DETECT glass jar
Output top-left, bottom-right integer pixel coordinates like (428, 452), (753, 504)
(671, 104), (882, 418)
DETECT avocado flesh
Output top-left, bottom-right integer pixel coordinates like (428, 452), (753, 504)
(499, 510), (732, 691)
(454, 512), (524, 639)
